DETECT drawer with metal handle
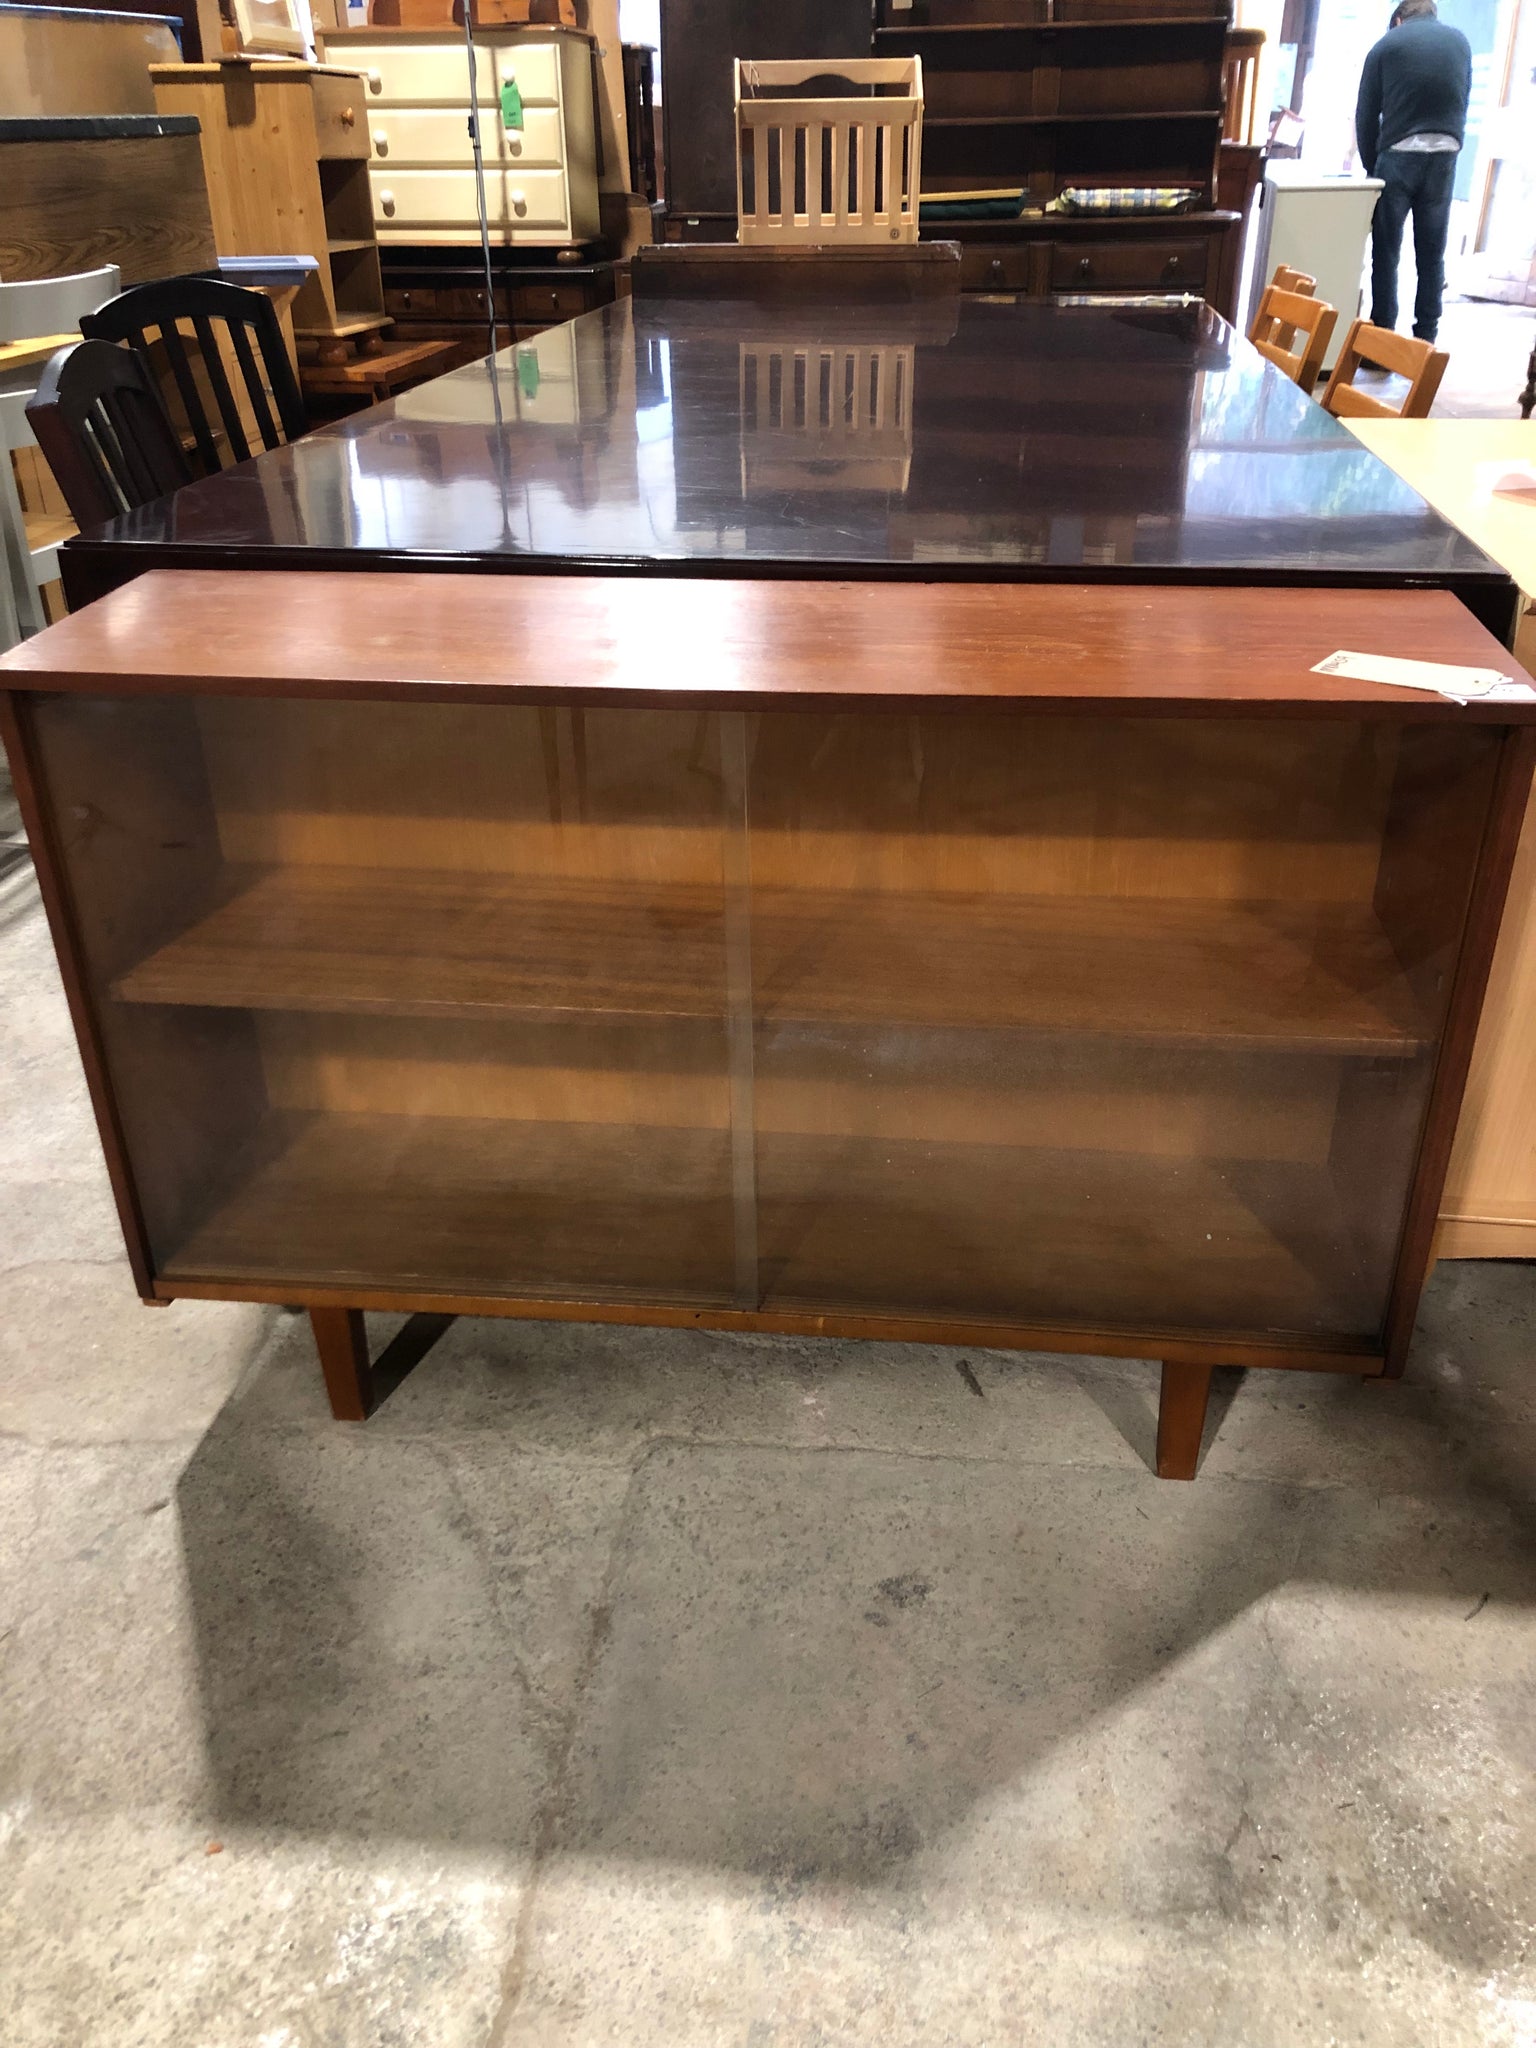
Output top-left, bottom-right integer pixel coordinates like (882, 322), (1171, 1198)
(1049, 239), (1208, 293)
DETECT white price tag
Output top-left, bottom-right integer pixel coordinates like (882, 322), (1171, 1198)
(1312, 650), (1536, 706)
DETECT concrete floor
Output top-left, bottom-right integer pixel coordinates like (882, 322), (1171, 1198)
(1430, 298), (1534, 419)
(1, 860), (1535, 2048)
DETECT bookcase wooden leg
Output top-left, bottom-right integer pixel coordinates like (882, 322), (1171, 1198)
(1156, 1361), (1213, 1481)
(310, 1307), (373, 1421)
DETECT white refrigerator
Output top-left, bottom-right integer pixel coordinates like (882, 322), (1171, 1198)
(1246, 164), (1384, 351)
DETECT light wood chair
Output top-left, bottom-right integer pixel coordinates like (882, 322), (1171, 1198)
(1248, 283), (1337, 394)
(1270, 264), (1316, 295)
(1321, 320), (1449, 420)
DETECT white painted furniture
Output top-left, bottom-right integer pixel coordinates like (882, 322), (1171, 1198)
(1244, 166), (1383, 358)
(735, 58), (923, 247)
(316, 26), (602, 249)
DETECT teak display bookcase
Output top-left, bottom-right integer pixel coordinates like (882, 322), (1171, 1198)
(3, 571), (1533, 1479)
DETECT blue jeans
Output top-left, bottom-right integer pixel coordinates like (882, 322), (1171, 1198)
(1370, 148), (1457, 341)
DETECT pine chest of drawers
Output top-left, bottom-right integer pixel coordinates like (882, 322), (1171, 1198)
(316, 25), (602, 249)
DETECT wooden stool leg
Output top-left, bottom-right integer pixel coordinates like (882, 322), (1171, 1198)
(1156, 1361), (1213, 1480)
(310, 1307), (374, 1421)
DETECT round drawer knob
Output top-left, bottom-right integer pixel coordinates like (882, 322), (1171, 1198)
(400, 290), (412, 309)
(366, 69), (382, 93)
(373, 129), (388, 156)
(1164, 256), (1182, 278)
(379, 189), (396, 217)
(340, 106), (356, 127)
(988, 257), (1004, 284)
(510, 137), (522, 155)
(511, 190), (528, 217)
(1077, 257), (1093, 279)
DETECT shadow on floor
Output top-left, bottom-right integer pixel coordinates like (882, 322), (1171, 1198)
(173, 1260), (1536, 1964)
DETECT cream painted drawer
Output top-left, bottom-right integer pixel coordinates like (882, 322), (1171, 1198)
(368, 105), (565, 168)
(491, 42), (561, 107)
(348, 39), (560, 108)
(372, 167), (569, 231)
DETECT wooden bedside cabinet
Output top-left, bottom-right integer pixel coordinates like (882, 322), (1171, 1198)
(151, 62), (391, 357)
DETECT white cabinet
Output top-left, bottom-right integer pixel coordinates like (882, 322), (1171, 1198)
(1246, 166), (1385, 354)
(316, 26), (601, 248)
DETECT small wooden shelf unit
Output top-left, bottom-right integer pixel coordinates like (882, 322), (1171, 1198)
(2, 570), (1532, 1479)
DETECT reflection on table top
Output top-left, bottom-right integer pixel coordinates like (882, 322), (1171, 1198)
(66, 296), (1507, 593)
(1343, 419), (1536, 600)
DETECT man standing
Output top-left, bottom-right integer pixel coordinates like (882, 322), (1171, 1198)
(1355, 0), (1472, 343)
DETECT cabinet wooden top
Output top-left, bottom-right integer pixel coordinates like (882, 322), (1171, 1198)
(148, 62), (380, 81)
(4, 571), (1534, 720)
(315, 24), (596, 43)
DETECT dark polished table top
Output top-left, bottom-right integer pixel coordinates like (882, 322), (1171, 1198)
(64, 296), (1510, 618)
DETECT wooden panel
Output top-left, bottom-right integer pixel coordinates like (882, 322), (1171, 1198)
(658, 0), (874, 218)
(7, 572), (1534, 721)
(885, 21), (1227, 122)
(1440, 776), (1536, 1253)
(920, 112), (1224, 196)
(630, 243), (963, 305)
(881, 0), (1225, 19)
(0, 133), (217, 285)
(249, 1010), (1344, 1162)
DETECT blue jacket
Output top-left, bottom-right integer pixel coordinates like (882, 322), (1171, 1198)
(1355, 16), (1472, 176)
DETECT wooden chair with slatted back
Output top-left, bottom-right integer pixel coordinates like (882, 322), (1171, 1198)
(1321, 320), (1449, 420)
(80, 276), (307, 479)
(1270, 264), (1316, 295)
(0, 264), (120, 647)
(1248, 285), (1338, 394)
(26, 340), (194, 529)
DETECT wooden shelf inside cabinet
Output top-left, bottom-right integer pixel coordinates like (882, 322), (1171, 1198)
(113, 867), (1434, 1056)
(925, 109), (1225, 126)
(878, 16), (1234, 33)
(164, 1113), (738, 1304)
(159, 1110), (1380, 1341)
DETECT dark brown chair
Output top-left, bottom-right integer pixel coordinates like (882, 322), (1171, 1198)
(26, 340), (193, 528)
(80, 275), (307, 478)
